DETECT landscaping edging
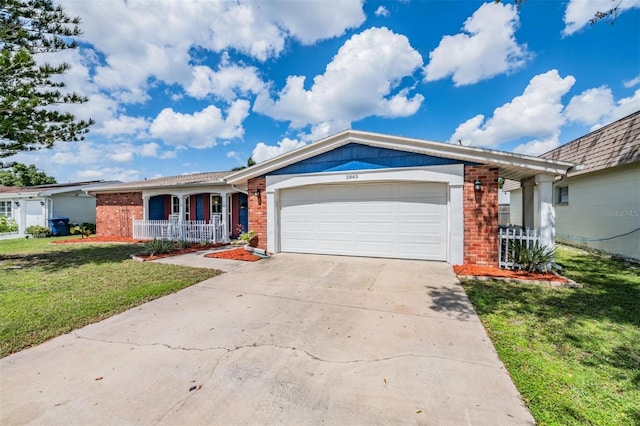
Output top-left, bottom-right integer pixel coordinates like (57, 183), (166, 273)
(456, 274), (582, 288)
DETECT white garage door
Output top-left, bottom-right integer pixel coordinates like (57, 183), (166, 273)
(280, 182), (447, 260)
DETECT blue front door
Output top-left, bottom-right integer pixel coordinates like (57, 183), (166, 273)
(149, 196), (166, 220)
(238, 193), (248, 232)
(195, 194), (204, 220)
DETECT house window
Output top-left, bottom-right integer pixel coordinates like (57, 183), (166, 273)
(171, 196), (190, 220)
(211, 195), (222, 217)
(171, 196), (180, 215)
(557, 186), (569, 204)
(0, 201), (12, 218)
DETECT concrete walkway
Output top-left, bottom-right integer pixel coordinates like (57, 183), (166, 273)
(1, 253), (534, 425)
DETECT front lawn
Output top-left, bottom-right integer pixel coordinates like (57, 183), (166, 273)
(461, 245), (640, 425)
(0, 237), (221, 357)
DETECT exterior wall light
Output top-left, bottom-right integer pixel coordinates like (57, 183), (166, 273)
(474, 179), (482, 192)
(40, 200), (45, 206)
(252, 188), (261, 197)
(14, 201), (20, 207)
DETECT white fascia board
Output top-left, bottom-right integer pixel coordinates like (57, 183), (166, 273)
(266, 164), (464, 192)
(225, 129), (577, 184)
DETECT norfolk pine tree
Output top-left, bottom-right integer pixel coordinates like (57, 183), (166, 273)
(0, 0), (93, 158)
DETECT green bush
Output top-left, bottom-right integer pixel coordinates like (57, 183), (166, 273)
(175, 239), (190, 249)
(80, 223), (96, 234)
(143, 238), (175, 256)
(0, 216), (18, 233)
(25, 225), (52, 238)
(508, 240), (556, 272)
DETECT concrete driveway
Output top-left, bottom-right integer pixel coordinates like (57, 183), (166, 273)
(1, 254), (534, 425)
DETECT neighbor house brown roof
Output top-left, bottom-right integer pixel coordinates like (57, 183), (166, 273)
(88, 171), (233, 193)
(540, 110), (640, 177)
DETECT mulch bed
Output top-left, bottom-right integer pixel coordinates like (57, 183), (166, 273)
(453, 264), (569, 284)
(52, 236), (144, 244)
(134, 243), (228, 261)
(204, 248), (261, 262)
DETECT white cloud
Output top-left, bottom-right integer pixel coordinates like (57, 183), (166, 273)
(512, 134), (561, 156)
(149, 100), (250, 148)
(424, 2), (530, 86)
(583, 89), (640, 131)
(375, 6), (390, 17)
(257, 0), (365, 45)
(75, 167), (141, 183)
(251, 138), (307, 163)
(564, 86), (614, 125)
(97, 115), (150, 136)
(254, 27), (424, 135)
(186, 63), (265, 100)
(59, 0), (365, 100)
(624, 75), (640, 88)
(449, 70), (575, 148)
(563, 0), (640, 36)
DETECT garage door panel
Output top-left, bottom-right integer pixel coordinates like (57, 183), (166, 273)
(280, 182), (447, 261)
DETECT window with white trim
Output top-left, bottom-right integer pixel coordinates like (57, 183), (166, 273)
(171, 196), (180, 215)
(0, 201), (12, 218)
(211, 195), (222, 216)
(171, 196), (190, 220)
(557, 186), (569, 204)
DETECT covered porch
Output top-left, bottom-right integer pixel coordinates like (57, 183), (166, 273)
(133, 190), (248, 242)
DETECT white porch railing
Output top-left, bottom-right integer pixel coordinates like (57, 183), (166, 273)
(132, 217), (226, 243)
(498, 227), (540, 269)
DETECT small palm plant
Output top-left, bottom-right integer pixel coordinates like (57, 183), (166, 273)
(508, 240), (556, 273)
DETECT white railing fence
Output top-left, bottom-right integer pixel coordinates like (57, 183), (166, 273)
(498, 227), (540, 269)
(132, 217), (226, 243)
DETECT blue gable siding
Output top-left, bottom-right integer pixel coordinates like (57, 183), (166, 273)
(269, 143), (466, 175)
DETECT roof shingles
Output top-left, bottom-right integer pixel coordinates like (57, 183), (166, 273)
(541, 110), (640, 176)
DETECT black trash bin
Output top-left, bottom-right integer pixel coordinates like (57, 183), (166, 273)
(48, 217), (70, 236)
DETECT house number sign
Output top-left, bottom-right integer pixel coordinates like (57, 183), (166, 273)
(346, 174), (359, 180)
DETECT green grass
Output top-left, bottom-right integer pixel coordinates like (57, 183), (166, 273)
(461, 245), (640, 425)
(0, 236), (222, 357)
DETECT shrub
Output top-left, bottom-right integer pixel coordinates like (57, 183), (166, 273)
(175, 239), (190, 249)
(80, 223), (96, 234)
(238, 230), (258, 247)
(25, 225), (52, 238)
(143, 238), (175, 256)
(0, 216), (18, 233)
(508, 240), (556, 272)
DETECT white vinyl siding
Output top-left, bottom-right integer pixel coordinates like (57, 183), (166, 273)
(279, 182), (447, 261)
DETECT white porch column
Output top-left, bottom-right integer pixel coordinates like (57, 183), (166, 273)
(178, 195), (186, 222)
(535, 175), (556, 250)
(521, 178), (535, 230)
(220, 192), (228, 238)
(142, 196), (150, 220)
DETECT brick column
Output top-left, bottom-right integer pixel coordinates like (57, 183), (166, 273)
(96, 192), (143, 238)
(463, 166), (499, 266)
(247, 177), (267, 250)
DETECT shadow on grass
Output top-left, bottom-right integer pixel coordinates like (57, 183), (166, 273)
(0, 243), (144, 273)
(427, 283), (477, 320)
(465, 251), (640, 327)
(461, 249), (640, 422)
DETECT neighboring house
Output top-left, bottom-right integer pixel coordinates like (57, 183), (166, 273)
(0, 181), (118, 237)
(508, 111), (640, 260)
(86, 172), (249, 242)
(226, 130), (577, 266)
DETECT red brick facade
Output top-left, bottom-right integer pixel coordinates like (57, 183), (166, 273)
(463, 165), (499, 266)
(247, 177), (267, 250)
(95, 192), (143, 238)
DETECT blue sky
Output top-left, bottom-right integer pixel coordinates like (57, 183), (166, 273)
(11, 0), (640, 183)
